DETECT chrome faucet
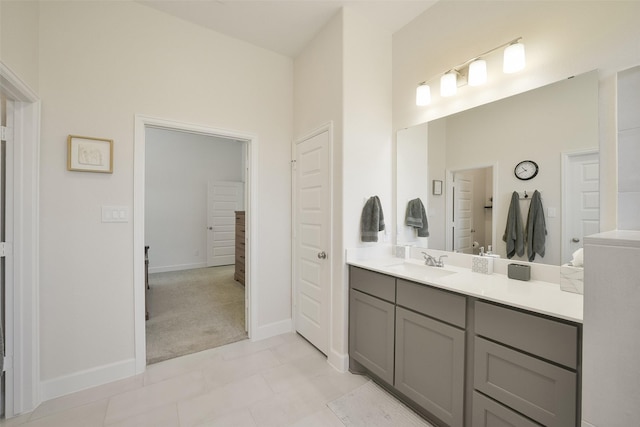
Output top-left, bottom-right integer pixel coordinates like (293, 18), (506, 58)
(422, 252), (448, 267)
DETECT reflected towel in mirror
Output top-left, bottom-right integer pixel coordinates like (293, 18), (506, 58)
(502, 191), (525, 258)
(405, 198), (429, 237)
(525, 190), (547, 261)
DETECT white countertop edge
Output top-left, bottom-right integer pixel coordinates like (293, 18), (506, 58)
(347, 256), (583, 324)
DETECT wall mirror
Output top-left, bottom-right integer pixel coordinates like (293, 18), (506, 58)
(396, 70), (600, 265)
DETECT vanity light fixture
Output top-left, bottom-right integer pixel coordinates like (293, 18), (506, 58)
(503, 40), (526, 73)
(468, 59), (487, 86)
(415, 37), (525, 106)
(440, 71), (458, 97)
(416, 82), (431, 106)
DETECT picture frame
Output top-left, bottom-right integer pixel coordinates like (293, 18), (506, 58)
(67, 135), (113, 173)
(432, 179), (443, 195)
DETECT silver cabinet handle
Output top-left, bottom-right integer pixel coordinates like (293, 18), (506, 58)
(317, 251), (327, 259)
(572, 238), (580, 243)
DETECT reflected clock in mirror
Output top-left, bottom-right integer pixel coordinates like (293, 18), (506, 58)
(514, 160), (538, 181)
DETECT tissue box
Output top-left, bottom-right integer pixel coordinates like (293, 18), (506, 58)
(560, 263), (584, 294)
(508, 263), (531, 281)
(472, 255), (493, 274)
(395, 245), (410, 259)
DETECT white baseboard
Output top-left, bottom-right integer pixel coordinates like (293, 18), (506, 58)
(40, 358), (137, 402)
(148, 262), (208, 274)
(251, 318), (293, 342)
(328, 348), (348, 373)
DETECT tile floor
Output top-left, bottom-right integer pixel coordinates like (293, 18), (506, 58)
(0, 333), (371, 427)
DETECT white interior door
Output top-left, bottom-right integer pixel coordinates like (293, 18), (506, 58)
(207, 181), (243, 267)
(564, 151), (599, 263)
(453, 173), (474, 254)
(294, 129), (331, 355)
(1, 97), (14, 417)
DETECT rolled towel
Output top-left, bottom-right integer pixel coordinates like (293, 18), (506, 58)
(571, 247), (584, 267)
(361, 196), (385, 242)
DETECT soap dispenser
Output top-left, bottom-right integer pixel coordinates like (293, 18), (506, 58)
(485, 245), (501, 258)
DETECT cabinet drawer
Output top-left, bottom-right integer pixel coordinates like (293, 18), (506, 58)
(475, 301), (578, 369)
(350, 267), (396, 303)
(349, 289), (395, 384)
(472, 392), (539, 427)
(474, 337), (576, 427)
(397, 279), (466, 328)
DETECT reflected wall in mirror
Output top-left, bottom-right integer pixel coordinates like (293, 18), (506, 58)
(396, 70), (600, 265)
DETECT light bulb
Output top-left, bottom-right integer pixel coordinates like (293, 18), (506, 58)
(416, 84), (431, 106)
(503, 42), (526, 73)
(468, 59), (487, 86)
(440, 72), (457, 97)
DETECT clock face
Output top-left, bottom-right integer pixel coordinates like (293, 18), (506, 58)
(514, 160), (538, 180)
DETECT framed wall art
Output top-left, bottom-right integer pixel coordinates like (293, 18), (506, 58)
(432, 179), (443, 195)
(67, 135), (113, 173)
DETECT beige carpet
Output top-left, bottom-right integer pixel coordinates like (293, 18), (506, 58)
(145, 265), (247, 365)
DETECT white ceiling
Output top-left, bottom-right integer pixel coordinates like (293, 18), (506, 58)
(139, 0), (438, 57)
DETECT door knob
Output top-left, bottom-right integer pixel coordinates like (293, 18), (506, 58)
(571, 238), (580, 243)
(317, 251), (327, 259)
(208, 226), (213, 230)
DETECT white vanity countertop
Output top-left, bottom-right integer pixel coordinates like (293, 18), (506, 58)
(347, 256), (583, 324)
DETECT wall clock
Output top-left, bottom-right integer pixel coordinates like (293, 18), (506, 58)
(514, 160), (539, 180)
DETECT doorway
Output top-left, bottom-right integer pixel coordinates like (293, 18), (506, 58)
(143, 127), (247, 364)
(562, 150), (599, 264)
(0, 62), (41, 417)
(446, 166), (495, 254)
(133, 115), (256, 373)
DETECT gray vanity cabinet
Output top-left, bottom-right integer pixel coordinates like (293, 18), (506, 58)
(472, 301), (580, 427)
(348, 266), (582, 427)
(349, 267), (396, 385)
(395, 279), (466, 427)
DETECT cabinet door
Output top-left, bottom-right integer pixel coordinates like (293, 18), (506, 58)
(395, 307), (465, 427)
(349, 289), (395, 384)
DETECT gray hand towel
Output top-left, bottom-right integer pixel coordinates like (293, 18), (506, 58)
(502, 191), (525, 258)
(405, 198), (429, 237)
(525, 190), (547, 261)
(361, 196), (385, 242)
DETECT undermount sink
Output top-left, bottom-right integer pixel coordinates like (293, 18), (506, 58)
(384, 262), (457, 280)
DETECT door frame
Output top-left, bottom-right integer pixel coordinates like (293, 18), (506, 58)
(0, 61), (41, 417)
(291, 122), (333, 354)
(133, 115), (257, 373)
(561, 148), (599, 264)
(445, 163), (497, 253)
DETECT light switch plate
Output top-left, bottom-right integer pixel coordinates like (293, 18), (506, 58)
(102, 206), (129, 223)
